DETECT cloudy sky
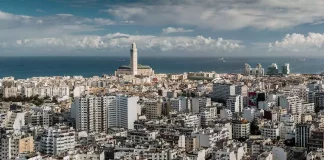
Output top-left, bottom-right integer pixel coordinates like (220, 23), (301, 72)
(1, 0), (324, 56)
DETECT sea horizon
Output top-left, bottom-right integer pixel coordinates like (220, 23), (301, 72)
(0, 56), (323, 79)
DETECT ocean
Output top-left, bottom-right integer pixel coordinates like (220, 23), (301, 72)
(0, 56), (322, 79)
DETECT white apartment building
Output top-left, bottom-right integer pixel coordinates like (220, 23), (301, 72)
(192, 128), (230, 147)
(1, 111), (26, 131)
(63, 153), (100, 160)
(0, 132), (21, 160)
(283, 86), (309, 102)
(127, 130), (158, 143)
(106, 95), (139, 129)
(25, 107), (53, 127)
(302, 102), (315, 113)
(191, 97), (211, 113)
(40, 124), (76, 155)
(279, 96), (302, 114)
(243, 108), (256, 122)
(23, 86), (69, 98)
(279, 121), (295, 140)
(213, 142), (246, 160)
(227, 95), (243, 113)
(175, 114), (200, 128)
(75, 95), (139, 132)
(170, 97), (188, 112)
(220, 109), (232, 120)
(232, 120), (250, 139)
(260, 122), (280, 140)
(3, 87), (18, 98)
(75, 95), (107, 133)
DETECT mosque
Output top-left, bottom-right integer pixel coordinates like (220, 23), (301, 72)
(115, 43), (155, 76)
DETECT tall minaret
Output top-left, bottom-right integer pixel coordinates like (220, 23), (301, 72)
(130, 42), (138, 75)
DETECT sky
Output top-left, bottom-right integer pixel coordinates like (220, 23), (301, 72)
(1, 0), (324, 57)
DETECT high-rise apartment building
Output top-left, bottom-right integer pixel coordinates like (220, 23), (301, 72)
(74, 95), (139, 132)
(226, 95), (243, 113)
(40, 124), (76, 155)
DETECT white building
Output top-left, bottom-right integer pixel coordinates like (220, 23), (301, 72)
(74, 95), (139, 131)
(115, 43), (154, 76)
(279, 121), (295, 140)
(3, 87), (18, 98)
(127, 130), (158, 143)
(243, 108), (256, 122)
(227, 95), (243, 113)
(244, 63), (265, 76)
(214, 142), (246, 160)
(282, 63), (290, 75)
(106, 95), (139, 129)
(192, 128), (230, 147)
(220, 109), (232, 120)
(232, 119), (250, 139)
(260, 122), (280, 140)
(191, 97), (211, 113)
(40, 124), (75, 155)
(279, 96), (303, 114)
(170, 97), (188, 112)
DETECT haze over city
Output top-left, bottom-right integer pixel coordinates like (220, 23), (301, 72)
(1, 0), (324, 56)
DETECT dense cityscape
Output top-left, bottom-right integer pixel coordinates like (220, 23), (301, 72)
(0, 43), (323, 160)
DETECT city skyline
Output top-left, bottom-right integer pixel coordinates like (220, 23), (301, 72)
(1, 0), (324, 56)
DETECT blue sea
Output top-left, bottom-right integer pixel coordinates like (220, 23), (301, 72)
(0, 56), (322, 79)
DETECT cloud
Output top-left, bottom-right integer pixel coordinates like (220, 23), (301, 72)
(106, 0), (324, 30)
(0, 10), (117, 41)
(162, 27), (193, 34)
(269, 33), (324, 52)
(3, 33), (243, 53)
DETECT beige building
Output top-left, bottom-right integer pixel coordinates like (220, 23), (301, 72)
(145, 100), (162, 120)
(185, 136), (199, 152)
(19, 136), (34, 154)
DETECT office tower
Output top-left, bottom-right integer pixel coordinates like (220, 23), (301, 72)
(282, 63), (290, 75)
(212, 81), (236, 102)
(295, 123), (313, 147)
(130, 42), (138, 75)
(40, 124), (75, 155)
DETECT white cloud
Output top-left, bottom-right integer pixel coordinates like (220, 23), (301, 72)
(269, 33), (324, 52)
(0, 10), (117, 41)
(162, 27), (193, 34)
(4, 33), (243, 53)
(106, 0), (324, 30)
